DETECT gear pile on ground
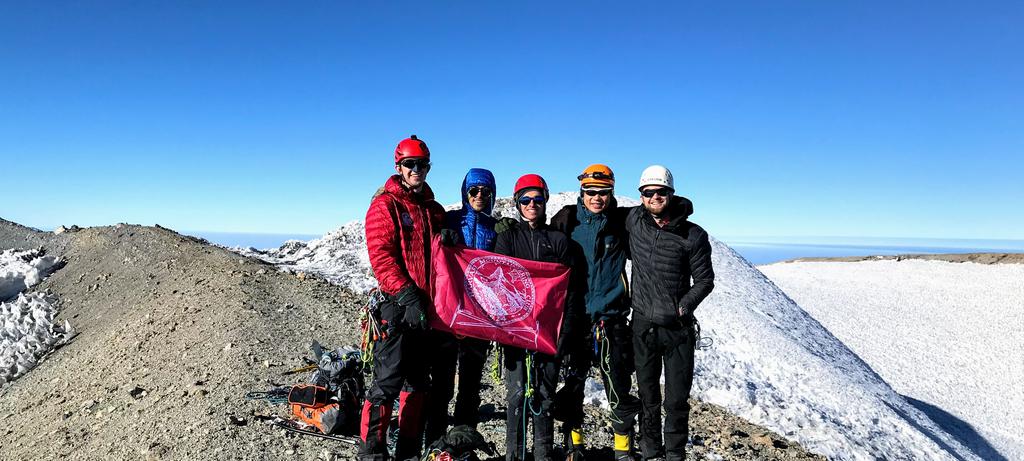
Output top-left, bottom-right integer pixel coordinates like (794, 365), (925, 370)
(0, 218), (822, 460)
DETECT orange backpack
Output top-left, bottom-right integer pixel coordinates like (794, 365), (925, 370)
(291, 401), (342, 434)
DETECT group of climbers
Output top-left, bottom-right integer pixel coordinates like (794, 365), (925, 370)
(361, 135), (715, 461)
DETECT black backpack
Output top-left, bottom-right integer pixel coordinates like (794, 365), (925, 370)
(309, 341), (365, 435)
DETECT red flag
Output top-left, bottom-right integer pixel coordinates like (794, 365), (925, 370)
(430, 236), (569, 355)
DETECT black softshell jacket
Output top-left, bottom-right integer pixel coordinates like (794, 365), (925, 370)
(624, 196), (715, 327)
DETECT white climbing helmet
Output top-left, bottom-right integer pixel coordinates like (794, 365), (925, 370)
(638, 165), (674, 191)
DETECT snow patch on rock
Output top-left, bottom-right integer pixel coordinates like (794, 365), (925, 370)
(1, 249), (62, 301)
(1, 292), (75, 385)
(0, 249), (71, 386)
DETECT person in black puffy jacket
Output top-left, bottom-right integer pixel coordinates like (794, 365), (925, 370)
(625, 165), (714, 461)
(495, 174), (586, 461)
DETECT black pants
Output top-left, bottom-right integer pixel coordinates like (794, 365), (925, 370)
(424, 330), (490, 447)
(504, 346), (560, 461)
(633, 317), (696, 460)
(560, 318), (641, 436)
(359, 298), (430, 461)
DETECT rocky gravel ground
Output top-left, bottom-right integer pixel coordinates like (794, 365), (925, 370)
(0, 219), (824, 460)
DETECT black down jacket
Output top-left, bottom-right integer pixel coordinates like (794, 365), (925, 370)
(624, 196), (714, 327)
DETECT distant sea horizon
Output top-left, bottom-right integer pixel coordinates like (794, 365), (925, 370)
(188, 230), (1024, 266)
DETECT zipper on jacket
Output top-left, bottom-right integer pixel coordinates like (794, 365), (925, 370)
(528, 226), (539, 260)
(421, 206), (431, 287)
(649, 229), (661, 263)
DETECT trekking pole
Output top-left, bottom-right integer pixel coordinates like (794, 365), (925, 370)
(281, 364), (319, 376)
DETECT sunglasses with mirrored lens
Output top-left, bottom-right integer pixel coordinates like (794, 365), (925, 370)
(518, 196), (546, 206)
(399, 159), (431, 171)
(468, 186), (492, 198)
(640, 187), (671, 198)
(583, 189), (611, 197)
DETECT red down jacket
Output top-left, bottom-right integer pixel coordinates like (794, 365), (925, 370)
(365, 174), (446, 296)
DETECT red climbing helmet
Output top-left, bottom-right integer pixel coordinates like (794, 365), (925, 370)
(513, 174), (549, 200)
(394, 135), (430, 163)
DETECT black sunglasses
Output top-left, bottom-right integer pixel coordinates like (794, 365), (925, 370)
(582, 189), (611, 197)
(468, 186), (492, 198)
(398, 159), (431, 171)
(640, 187), (672, 198)
(518, 196), (546, 206)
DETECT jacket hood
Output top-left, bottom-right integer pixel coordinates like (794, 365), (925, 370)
(663, 195), (695, 228)
(460, 168), (496, 215)
(448, 168), (498, 250)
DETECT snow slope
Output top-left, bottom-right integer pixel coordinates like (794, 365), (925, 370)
(0, 249), (73, 386)
(682, 240), (980, 460)
(237, 192), (979, 459)
(760, 259), (1024, 461)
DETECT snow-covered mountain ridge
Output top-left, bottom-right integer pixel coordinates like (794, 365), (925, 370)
(235, 192), (979, 460)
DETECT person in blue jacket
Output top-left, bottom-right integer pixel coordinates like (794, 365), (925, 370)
(424, 168), (498, 447)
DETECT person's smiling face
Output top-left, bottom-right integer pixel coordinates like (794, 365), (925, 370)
(641, 186), (672, 215)
(467, 186), (491, 212)
(582, 188), (611, 214)
(395, 158), (430, 188)
(518, 190), (546, 223)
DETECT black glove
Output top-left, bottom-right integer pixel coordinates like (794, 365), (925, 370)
(677, 306), (694, 326)
(396, 285), (429, 330)
(440, 229), (458, 247)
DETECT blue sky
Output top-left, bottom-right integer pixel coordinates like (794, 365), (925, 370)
(2, 1), (1022, 239)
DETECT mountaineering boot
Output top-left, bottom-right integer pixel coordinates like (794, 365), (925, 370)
(564, 427), (585, 460)
(359, 400), (393, 461)
(613, 431), (639, 461)
(394, 390), (428, 460)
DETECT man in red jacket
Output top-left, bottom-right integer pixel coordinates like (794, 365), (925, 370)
(361, 135), (446, 461)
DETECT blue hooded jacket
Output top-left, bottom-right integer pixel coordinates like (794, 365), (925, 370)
(444, 168), (498, 251)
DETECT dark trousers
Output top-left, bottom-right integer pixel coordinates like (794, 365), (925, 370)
(560, 318), (641, 436)
(504, 347), (560, 461)
(633, 317), (696, 460)
(359, 299), (430, 461)
(424, 330), (490, 446)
